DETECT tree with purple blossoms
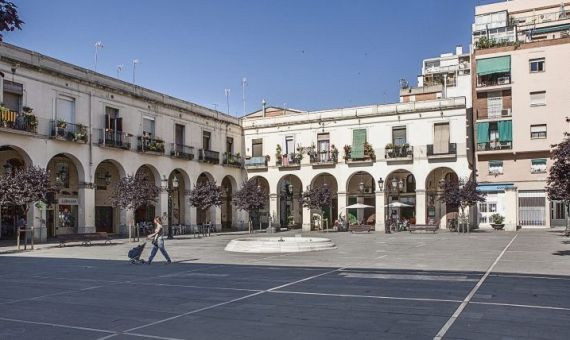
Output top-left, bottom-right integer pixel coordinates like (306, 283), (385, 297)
(546, 137), (570, 235)
(0, 0), (24, 42)
(110, 173), (160, 237)
(0, 166), (56, 234)
(188, 180), (222, 224)
(232, 179), (268, 233)
(300, 184), (332, 230)
(440, 177), (486, 229)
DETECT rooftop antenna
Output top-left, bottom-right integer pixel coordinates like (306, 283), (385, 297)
(224, 88), (231, 116)
(241, 77), (247, 116)
(94, 41), (103, 72)
(132, 59), (139, 84)
(116, 64), (124, 79)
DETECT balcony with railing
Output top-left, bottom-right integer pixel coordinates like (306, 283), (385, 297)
(513, 9), (570, 29)
(477, 140), (512, 152)
(198, 149), (220, 164)
(385, 144), (413, 162)
(137, 136), (165, 154)
(223, 152), (243, 168)
(477, 73), (511, 88)
(427, 143), (457, 160)
(310, 150), (338, 167)
(0, 108), (39, 135)
(244, 156), (268, 170)
(170, 143), (194, 160)
(97, 129), (132, 150)
(476, 107), (512, 120)
(50, 120), (88, 143)
(277, 154), (301, 169)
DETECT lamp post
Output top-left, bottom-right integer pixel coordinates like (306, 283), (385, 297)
(164, 175), (179, 239)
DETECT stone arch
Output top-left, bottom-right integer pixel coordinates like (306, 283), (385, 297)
(345, 171), (376, 226)
(94, 159), (126, 233)
(247, 175), (271, 229)
(425, 167), (459, 228)
(168, 168), (191, 226)
(46, 153), (86, 236)
(134, 164), (160, 224)
(221, 175), (238, 230)
(0, 145), (33, 169)
(0, 145), (34, 239)
(385, 169), (416, 225)
(310, 172), (338, 229)
(277, 174), (303, 229)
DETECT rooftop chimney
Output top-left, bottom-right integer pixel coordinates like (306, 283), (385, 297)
(262, 99), (266, 117)
(456, 45), (463, 55)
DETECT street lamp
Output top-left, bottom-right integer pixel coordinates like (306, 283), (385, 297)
(359, 181), (365, 193)
(165, 174), (179, 239)
(377, 177), (384, 193)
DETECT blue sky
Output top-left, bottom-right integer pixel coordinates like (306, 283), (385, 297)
(7, 0), (496, 115)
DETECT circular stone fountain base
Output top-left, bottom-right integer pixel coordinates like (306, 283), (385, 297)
(224, 236), (336, 253)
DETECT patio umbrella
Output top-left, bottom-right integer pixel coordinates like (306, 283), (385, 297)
(344, 203), (375, 209)
(385, 202), (413, 208)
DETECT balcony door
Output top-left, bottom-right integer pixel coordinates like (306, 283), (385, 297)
(175, 124), (185, 146)
(57, 95), (75, 125)
(433, 123), (450, 154)
(252, 139), (263, 157)
(105, 107), (121, 132)
(317, 133), (330, 162)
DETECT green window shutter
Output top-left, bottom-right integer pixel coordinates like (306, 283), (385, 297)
(476, 122), (490, 144)
(531, 159), (546, 165)
(352, 129), (366, 159)
(498, 120), (512, 142)
(476, 56), (511, 76)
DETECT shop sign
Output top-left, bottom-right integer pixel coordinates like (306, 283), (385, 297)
(58, 198), (79, 205)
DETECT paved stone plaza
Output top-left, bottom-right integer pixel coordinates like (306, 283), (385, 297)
(1, 229), (570, 339)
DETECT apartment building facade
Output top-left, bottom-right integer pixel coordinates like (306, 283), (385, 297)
(0, 44), (245, 241)
(472, 0), (570, 230)
(242, 98), (470, 232)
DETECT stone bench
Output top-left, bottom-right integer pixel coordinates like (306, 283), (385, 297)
(408, 224), (438, 233)
(56, 232), (111, 247)
(348, 224), (372, 233)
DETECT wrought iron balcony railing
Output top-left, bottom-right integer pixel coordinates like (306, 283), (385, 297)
(97, 129), (132, 150)
(0, 109), (39, 134)
(427, 143), (457, 158)
(50, 120), (88, 143)
(137, 136), (165, 154)
(244, 156), (268, 169)
(198, 149), (220, 164)
(170, 143), (194, 160)
(223, 153), (243, 167)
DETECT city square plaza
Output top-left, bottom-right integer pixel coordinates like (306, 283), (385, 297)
(1, 228), (570, 339)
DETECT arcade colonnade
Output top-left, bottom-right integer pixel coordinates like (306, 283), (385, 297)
(0, 135), (245, 241)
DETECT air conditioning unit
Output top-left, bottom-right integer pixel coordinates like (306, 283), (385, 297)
(497, 77), (510, 85)
(501, 108), (512, 116)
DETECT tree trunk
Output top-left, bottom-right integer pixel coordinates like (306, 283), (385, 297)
(565, 201), (570, 236)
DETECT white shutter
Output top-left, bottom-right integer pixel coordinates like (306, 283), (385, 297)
(57, 96), (75, 124)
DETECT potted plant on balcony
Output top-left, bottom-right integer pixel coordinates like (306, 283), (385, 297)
(307, 143), (317, 163)
(73, 123), (88, 143)
(331, 144), (339, 163)
(22, 106), (33, 114)
(385, 143), (395, 158)
(275, 144), (282, 166)
(265, 155), (270, 165)
(364, 142), (375, 161)
(343, 145), (351, 161)
(56, 119), (67, 137)
(25, 114), (38, 133)
(402, 143), (411, 157)
(295, 146), (304, 163)
(490, 213), (505, 230)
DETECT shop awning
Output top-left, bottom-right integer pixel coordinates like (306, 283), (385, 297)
(477, 183), (514, 192)
(476, 56), (511, 76)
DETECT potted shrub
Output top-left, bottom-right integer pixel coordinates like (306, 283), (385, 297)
(364, 142), (375, 161)
(343, 145), (351, 161)
(265, 155), (270, 165)
(56, 119), (67, 137)
(385, 143), (395, 158)
(490, 213), (505, 230)
(331, 144), (339, 163)
(73, 123), (88, 143)
(275, 145), (282, 166)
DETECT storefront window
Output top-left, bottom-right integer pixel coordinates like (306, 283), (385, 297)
(57, 204), (78, 232)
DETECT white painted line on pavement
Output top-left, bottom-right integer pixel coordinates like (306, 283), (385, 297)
(433, 233), (519, 340)
(0, 316), (114, 335)
(339, 272), (478, 282)
(471, 301), (570, 311)
(271, 290), (462, 303)
(122, 267), (344, 334)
